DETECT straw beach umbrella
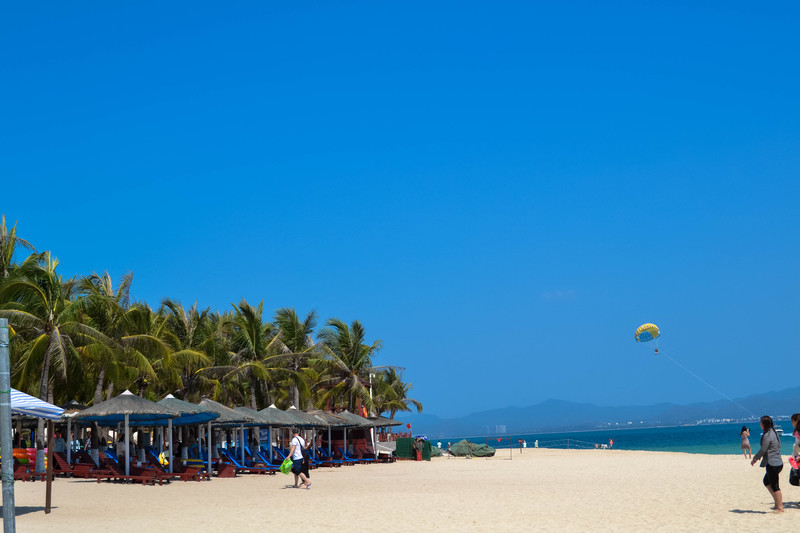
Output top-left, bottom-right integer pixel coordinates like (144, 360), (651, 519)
(334, 409), (374, 455)
(306, 409), (348, 456)
(155, 395), (219, 474)
(199, 399), (260, 465)
(74, 390), (179, 476)
(60, 398), (87, 463)
(258, 404), (304, 460)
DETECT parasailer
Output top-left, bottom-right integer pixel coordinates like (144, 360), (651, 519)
(632, 321), (756, 418)
(634, 323), (660, 354)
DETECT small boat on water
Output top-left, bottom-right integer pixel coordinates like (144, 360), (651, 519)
(760, 427), (787, 438)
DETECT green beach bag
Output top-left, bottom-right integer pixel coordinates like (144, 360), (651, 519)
(279, 456), (293, 474)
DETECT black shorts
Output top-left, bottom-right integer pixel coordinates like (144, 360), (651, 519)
(763, 464), (783, 491)
(291, 458), (303, 475)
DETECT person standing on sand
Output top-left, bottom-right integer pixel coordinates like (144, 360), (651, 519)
(751, 415), (783, 513)
(289, 428), (311, 489)
(790, 413), (800, 459)
(740, 426), (751, 459)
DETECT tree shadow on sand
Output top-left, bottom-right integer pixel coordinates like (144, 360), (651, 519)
(0, 505), (54, 516)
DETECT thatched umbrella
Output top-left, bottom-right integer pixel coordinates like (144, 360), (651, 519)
(368, 415), (402, 448)
(306, 409), (349, 456)
(333, 410), (375, 455)
(256, 405), (305, 461)
(234, 406), (285, 462)
(199, 399), (260, 465)
(74, 390), (179, 476)
(60, 400), (88, 465)
(369, 415), (403, 427)
(155, 395), (219, 474)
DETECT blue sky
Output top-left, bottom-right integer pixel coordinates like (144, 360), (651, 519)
(2, 1), (798, 417)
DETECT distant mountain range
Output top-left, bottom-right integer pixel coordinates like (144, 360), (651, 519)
(396, 386), (800, 438)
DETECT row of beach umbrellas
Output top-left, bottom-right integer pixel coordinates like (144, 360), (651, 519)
(59, 390), (400, 476)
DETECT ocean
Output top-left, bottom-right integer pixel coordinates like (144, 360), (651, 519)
(434, 422), (798, 455)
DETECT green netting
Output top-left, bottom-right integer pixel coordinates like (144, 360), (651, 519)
(448, 439), (496, 457)
(394, 437), (432, 460)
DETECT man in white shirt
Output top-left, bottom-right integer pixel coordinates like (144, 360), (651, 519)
(289, 428), (311, 489)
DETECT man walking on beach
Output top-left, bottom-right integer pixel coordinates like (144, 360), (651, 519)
(289, 428), (311, 489)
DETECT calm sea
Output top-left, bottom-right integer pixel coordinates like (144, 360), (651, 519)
(435, 422), (797, 455)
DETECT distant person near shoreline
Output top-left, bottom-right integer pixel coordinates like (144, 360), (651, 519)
(740, 425), (751, 459)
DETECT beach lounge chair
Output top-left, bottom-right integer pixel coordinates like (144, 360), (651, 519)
(242, 446), (280, 472)
(356, 447), (376, 460)
(69, 450), (112, 478)
(52, 451), (74, 476)
(144, 448), (208, 481)
(337, 447), (371, 464)
(218, 448), (274, 475)
(90, 453), (164, 486)
(333, 447), (360, 465)
(314, 447), (345, 467)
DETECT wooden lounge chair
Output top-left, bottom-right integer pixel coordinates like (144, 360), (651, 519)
(52, 451), (74, 476)
(314, 447), (344, 467)
(90, 453), (164, 486)
(335, 447), (363, 465)
(144, 449), (208, 481)
(64, 451), (113, 478)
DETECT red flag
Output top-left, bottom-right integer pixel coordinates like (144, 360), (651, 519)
(406, 423), (411, 429)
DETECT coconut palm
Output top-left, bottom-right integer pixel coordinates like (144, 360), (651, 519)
(201, 299), (282, 407)
(0, 215), (35, 279)
(372, 367), (422, 419)
(315, 318), (382, 412)
(158, 298), (217, 400)
(273, 307), (317, 408)
(0, 252), (105, 445)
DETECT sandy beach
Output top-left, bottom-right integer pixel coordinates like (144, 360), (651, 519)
(8, 449), (798, 532)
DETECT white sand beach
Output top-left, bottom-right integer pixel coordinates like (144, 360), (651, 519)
(10, 449), (797, 532)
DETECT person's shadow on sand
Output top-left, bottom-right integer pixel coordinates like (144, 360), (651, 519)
(729, 509), (768, 514)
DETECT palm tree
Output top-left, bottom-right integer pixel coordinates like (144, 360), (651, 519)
(159, 298), (216, 400)
(274, 307), (317, 408)
(201, 299), (281, 408)
(0, 252), (104, 446)
(73, 272), (196, 405)
(0, 215), (35, 279)
(316, 318), (382, 412)
(372, 367), (422, 419)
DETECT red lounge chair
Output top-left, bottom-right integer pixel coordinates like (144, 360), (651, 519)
(145, 449), (208, 481)
(91, 453), (164, 486)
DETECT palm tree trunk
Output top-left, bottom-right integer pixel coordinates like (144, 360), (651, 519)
(37, 353), (51, 448)
(94, 368), (106, 405)
(249, 383), (257, 410)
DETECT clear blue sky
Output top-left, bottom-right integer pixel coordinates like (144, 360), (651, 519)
(2, 1), (798, 417)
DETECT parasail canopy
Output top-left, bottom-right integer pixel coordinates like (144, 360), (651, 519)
(635, 323), (660, 343)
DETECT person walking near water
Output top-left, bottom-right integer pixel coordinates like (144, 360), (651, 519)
(751, 415), (783, 513)
(289, 428), (311, 489)
(740, 426), (751, 459)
